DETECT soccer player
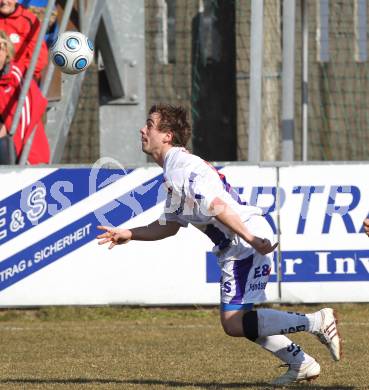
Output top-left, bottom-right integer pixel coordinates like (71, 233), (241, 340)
(97, 104), (341, 385)
(364, 218), (369, 236)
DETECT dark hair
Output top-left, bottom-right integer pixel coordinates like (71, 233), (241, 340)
(149, 103), (191, 147)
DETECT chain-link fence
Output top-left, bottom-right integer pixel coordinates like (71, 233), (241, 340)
(146, 0), (369, 160)
(297, 0), (369, 160)
(63, 0), (369, 163)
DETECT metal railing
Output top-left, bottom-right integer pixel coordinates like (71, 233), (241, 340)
(4, 0), (78, 165)
(7, 0), (56, 165)
(19, 0), (76, 165)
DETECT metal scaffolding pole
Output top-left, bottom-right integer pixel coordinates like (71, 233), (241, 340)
(281, 0), (296, 161)
(41, 0), (75, 97)
(248, 0), (264, 162)
(19, 0), (76, 165)
(301, 0), (309, 161)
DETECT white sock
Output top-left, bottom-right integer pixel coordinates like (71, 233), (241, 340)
(256, 335), (315, 367)
(305, 312), (322, 333)
(257, 309), (321, 337)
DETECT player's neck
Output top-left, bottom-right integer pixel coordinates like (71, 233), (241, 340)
(152, 144), (173, 167)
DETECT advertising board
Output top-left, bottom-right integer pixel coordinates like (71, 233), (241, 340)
(0, 164), (367, 306)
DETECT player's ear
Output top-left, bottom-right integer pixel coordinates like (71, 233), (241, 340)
(166, 130), (174, 144)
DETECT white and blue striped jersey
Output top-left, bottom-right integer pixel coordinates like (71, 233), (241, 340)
(160, 147), (263, 256)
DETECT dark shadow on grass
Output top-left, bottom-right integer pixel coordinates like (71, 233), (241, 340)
(0, 378), (356, 389)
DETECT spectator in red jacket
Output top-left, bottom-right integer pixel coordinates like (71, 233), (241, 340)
(0, 29), (49, 164)
(0, 0), (48, 81)
(19, 0), (59, 48)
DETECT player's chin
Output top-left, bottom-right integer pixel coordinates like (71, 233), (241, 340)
(141, 143), (150, 154)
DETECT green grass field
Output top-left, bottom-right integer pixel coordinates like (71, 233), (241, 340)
(0, 303), (368, 389)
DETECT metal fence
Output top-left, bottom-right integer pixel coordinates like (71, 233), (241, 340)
(144, 0), (369, 162)
(27, 0), (369, 164)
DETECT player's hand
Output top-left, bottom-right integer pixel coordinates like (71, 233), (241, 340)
(96, 226), (132, 249)
(248, 235), (279, 255)
(364, 218), (369, 237)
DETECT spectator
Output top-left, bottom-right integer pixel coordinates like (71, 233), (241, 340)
(0, 0), (48, 81)
(0, 29), (49, 164)
(18, 0), (59, 48)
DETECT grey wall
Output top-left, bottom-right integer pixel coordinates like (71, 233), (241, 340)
(99, 0), (147, 165)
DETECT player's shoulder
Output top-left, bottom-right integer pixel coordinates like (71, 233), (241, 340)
(165, 153), (220, 195)
(165, 147), (196, 171)
(164, 148), (199, 189)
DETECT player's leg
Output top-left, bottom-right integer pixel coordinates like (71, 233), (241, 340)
(220, 308), (320, 385)
(243, 305), (341, 361)
(219, 250), (321, 386)
(256, 335), (321, 385)
(219, 253), (341, 362)
(247, 215), (341, 361)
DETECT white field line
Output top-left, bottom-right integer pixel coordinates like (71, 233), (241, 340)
(0, 321), (367, 332)
(0, 324), (217, 331)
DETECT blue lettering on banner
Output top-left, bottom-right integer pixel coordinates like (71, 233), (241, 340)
(322, 186), (361, 234)
(206, 250), (369, 283)
(0, 174), (163, 292)
(235, 184), (366, 235)
(281, 250), (369, 282)
(0, 168), (132, 245)
(293, 186), (324, 234)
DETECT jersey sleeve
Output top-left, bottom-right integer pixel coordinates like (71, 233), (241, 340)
(158, 190), (189, 227)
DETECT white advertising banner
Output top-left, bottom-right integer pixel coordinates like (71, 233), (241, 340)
(0, 164), (367, 306)
(279, 164), (369, 302)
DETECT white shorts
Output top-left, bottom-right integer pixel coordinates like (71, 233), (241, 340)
(218, 215), (275, 311)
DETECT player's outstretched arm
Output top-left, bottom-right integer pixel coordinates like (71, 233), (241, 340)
(130, 220), (181, 241)
(210, 197), (278, 255)
(364, 218), (369, 236)
(96, 220), (181, 249)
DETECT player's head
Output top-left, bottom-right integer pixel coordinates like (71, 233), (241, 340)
(0, 30), (14, 70)
(148, 103), (191, 147)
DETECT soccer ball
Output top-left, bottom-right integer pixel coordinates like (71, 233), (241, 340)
(49, 31), (94, 75)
